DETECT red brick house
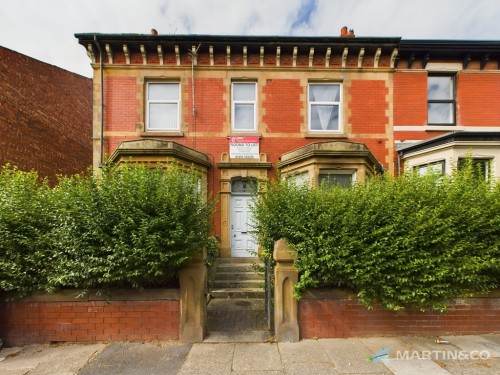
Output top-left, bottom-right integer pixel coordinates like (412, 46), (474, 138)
(0, 46), (92, 183)
(75, 31), (500, 259)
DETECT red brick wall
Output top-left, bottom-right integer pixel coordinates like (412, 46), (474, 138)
(393, 71), (427, 127)
(457, 73), (500, 126)
(262, 79), (302, 133)
(0, 46), (92, 184)
(0, 291), (180, 346)
(104, 77), (140, 133)
(349, 80), (388, 134)
(298, 289), (500, 339)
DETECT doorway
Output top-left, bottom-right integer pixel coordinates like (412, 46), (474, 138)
(230, 177), (257, 258)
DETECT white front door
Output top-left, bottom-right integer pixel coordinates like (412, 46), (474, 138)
(231, 195), (257, 257)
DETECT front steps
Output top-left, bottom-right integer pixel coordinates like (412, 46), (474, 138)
(209, 257), (265, 299)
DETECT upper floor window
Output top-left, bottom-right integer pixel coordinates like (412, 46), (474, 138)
(232, 82), (257, 132)
(308, 83), (342, 132)
(427, 76), (455, 125)
(146, 82), (180, 131)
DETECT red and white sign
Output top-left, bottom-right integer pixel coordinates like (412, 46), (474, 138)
(229, 136), (259, 159)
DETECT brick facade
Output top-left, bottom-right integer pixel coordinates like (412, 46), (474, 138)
(0, 290), (180, 346)
(0, 46), (92, 183)
(298, 289), (500, 339)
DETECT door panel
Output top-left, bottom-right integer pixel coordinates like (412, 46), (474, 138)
(231, 195), (257, 257)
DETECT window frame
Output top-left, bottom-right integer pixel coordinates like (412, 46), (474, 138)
(308, 83), (342, 133)
(145, 81), (181, 132)
(427, 74), (456, 126)
(231, 82), (257, 132)
(318, 169), (355, 188)
(457, 158), (491, 180)
(414, 160), (446, 176)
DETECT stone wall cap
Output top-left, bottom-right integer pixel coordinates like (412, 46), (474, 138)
(273, 238), (297, 261)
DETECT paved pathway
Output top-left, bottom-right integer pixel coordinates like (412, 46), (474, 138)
(1, 334), (499, 374)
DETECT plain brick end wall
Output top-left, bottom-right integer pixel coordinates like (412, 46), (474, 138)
(0, 297), (180, 346)
(298, 290), (500, 339)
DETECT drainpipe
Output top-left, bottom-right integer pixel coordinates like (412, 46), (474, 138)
(94, 35), (104, 168)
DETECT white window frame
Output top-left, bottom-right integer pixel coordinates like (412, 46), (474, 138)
(146, 82), (181, 131)
(231, 82), (257, 132)
(308, 83), (342, 133)
(415, 160), (445, 176)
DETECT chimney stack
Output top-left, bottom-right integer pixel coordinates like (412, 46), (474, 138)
(340, 26), (355, 37)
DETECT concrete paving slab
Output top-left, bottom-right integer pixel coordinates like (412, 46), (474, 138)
(399, 335), (457, 356)
(208, 298), (265, 311)
(232, 343), (283, 372)
(78, 342), (191, 375)
(204, 330), (272, 343)
(0, 347), (22, 362)
(0, 343), (105, 375)
(481, 334), (500, 346)
(179, 343), (234, 375)
(442, 335), (500, 358)
(436, 359), (500, 375)
(283, 362), (339, 375)
(278, 340), (330, 364)
(360, 337), (413, 359)
(383, 359), (451, 375)
(319, 338), (391, 374)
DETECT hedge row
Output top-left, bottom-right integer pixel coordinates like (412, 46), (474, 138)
(0, 165), (213, 296)
(252, 160), (500, 311)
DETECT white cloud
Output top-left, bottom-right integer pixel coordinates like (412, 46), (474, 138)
(0, 0), (499, 78)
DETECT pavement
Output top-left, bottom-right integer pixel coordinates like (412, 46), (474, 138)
(1, 334), (499, 374)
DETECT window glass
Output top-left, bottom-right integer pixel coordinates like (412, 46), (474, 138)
(319, 170), (353, 188)
(232, 83), (256, 131)
(427, 77), (452, 100)
(308, 84), (341, 132)
(458, 158), (490, 180)
(416, 160), (445, 176)
(286, 171), (310, 187)
(147, 83), (180, 131)
(234, 104), (255, 130)
(428, 103), (453, 124)
(427, 76), (454, 125)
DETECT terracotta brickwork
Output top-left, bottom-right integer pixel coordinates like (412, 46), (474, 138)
(0, 46), (92, 183)
(298, 290), (500, 339)
(262, 79), (303, 133)
(349, 80), (388, 134)
(457, 73), (500, 126)
(393, 71), (427, 127)
(0, 291), (180, 346)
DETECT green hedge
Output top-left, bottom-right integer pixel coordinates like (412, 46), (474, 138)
(252, 161), (500, 311)
(0, 165), (213, 296)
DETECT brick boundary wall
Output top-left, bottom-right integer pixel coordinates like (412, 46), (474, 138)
(0, 289), (179, 346)
(298, 289), (500, 339)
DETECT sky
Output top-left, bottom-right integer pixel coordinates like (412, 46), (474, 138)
(1, 0), (499, 78)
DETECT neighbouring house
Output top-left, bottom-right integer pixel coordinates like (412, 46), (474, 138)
(0, 45), (93, 183)
(75, 30), (500, 260)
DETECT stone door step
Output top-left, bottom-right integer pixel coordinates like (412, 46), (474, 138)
(204, 330), (272, 343)
(210, 288), (265, 299)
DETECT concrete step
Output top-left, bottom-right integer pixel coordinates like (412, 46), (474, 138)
(216, 263), (263, 273)
(210, 288), (265, 299)
(215, 271), (263, 281)
(213, 279), (265, 289)
(216, 257), (261, 264)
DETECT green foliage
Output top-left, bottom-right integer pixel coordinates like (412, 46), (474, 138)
(252, 163), (500, 311)
(0, 164), (213, 296)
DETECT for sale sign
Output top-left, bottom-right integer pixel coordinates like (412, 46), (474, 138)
(229, 136), (259, 159)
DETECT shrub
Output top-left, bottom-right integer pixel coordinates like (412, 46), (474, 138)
(0, 164), (214, 296)
(252, 164), (500, 311)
